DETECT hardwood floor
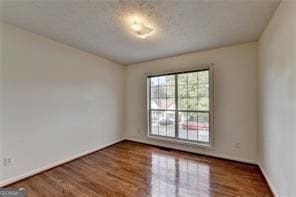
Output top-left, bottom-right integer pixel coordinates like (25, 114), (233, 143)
(7, 141), (272, 196)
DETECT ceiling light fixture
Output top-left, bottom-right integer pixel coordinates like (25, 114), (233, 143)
(131, 21), (153, 39)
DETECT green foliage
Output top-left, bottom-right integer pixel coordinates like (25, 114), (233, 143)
(177, 71), (209, 111)
(150, 71), (209, 111)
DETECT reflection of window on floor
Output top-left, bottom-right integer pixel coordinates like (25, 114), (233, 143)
(151, 153), (176, 196)
(178, 159), (210, 196)
(148, 66), (213, 146)
(151, 153), (209, 197)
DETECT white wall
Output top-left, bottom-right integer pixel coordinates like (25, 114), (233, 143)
(258, 1), (296, 196)
(125, 42), (258, 163)
(0, 23), (125, 184)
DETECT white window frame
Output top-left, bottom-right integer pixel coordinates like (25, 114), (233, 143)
(146, 64), (214, 149)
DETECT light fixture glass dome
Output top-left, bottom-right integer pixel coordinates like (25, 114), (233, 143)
(131, 21), (153, 39)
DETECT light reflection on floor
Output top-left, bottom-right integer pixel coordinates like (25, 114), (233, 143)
(150, 153), (210, 197)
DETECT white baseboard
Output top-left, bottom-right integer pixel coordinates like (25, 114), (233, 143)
(125, 137), (257, 165)
(0, 138), (125, 187)
(258, 163), (278, 197)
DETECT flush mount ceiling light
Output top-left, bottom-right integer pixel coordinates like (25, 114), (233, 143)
(131, 21), (153, 39)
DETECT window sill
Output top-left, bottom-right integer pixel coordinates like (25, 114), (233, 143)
(147, 135), (214, 150)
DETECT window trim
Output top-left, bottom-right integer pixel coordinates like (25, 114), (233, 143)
(146, 64), (214, 149)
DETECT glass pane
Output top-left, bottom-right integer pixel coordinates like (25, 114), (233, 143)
(189, 133), (198, 141)
(187, 112), (198, 141)
(188, 84), (198, 97)
(166, 111), (175, 137)
(157, 111), (176, 137)
(150, 77), (159, 86)
(188, 72), (197, 84)
(198, 71), (209, 84)
(151, 87), (159, 98)
(166, 98), (175, 110)
(151, 122), (159, 135)
(158, 111), (167, 136)
(178, 112), (188, 139)
(178, 73), (187, 85)
(158, 86), (166, 98)
(151, 98), (159, 109)
(198, 97), (209, 111)
(198, 84), (209, 97)
(187, 98), (198, 110)
(166, 86), (175, 97)
(166, 75), (175, 86)
(151, 111), (159, 135)
(178, 84), (188, 97)
(158, 76), (166, 86)
(158, 98), (166, 110)
(197, 113), (209, 142)
(178, 98), (187, 110)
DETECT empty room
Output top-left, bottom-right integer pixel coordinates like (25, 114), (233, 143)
(0, 0), (295, 196)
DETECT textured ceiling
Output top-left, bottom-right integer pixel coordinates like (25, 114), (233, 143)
(1, 0), (280, 65)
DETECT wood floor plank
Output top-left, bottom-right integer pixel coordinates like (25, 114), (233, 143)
(6, 141), (273, 197)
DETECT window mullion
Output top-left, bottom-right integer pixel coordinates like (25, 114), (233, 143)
(157, 78), (160, 136)
(186, 74), (189, 140)
(148, 79), (152, 136)
(165, 84), (167, 137)
(175, 74), (178, 139)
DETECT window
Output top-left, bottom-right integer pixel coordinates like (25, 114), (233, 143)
(147, 65), (213, 147)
